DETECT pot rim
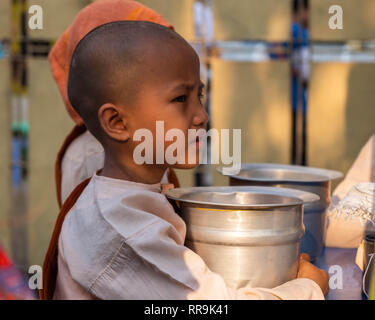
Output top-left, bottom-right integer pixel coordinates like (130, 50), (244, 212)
(218, 163), (343, 183)
(166, 186), (320, 209)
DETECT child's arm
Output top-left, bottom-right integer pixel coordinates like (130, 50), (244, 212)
(297, 253), (329, 296)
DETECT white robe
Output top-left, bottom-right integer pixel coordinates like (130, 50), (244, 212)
(61, 130), (104, 204)
(325, 134), (375, 248)
(53, 173), (324, 300)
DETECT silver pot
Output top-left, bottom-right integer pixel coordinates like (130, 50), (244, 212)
(219, 163), (342, 261)
(166, 186), (319, 289)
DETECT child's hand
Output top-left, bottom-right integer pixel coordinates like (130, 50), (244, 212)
(297, 253), (330, 296)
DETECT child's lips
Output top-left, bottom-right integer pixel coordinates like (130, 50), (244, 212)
(189, 132), (207, 146)
(189, 136), (205, 147)
(196, 138), (202, 147)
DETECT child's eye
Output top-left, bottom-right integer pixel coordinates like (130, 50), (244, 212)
(198, 92), (204, 102)
(173, 95), (187, 103)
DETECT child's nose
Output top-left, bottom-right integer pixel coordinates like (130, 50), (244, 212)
(192, 107), (209, 128)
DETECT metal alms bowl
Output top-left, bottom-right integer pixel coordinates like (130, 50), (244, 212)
(218, 163), (343, 261)
(166, 186), (319, 289)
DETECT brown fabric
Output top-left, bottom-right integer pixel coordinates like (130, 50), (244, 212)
(161, 183), (175, 195)
(40, 178), (91, 300)
(167, 168), (180, 189)
(55, 125), (87, 209)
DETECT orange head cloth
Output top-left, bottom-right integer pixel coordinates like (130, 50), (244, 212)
(49, 0), (174, 126)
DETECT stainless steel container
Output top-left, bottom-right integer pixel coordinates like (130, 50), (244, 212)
(166, 186), (319, 289)
(219, 163), (342, 261)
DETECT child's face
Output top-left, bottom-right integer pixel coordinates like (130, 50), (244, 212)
(123, 40), (209, 169)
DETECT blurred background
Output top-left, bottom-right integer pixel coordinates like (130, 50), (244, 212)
(0, 0), (375, 296)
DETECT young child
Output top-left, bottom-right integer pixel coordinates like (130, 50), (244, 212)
(42, 21), (329, 300)
(49, 0), (177, 207)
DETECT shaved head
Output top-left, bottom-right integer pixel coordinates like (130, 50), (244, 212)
(67, 21), (194, 139)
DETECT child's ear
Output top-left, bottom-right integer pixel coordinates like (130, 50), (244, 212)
(98, 103), (130, 142)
